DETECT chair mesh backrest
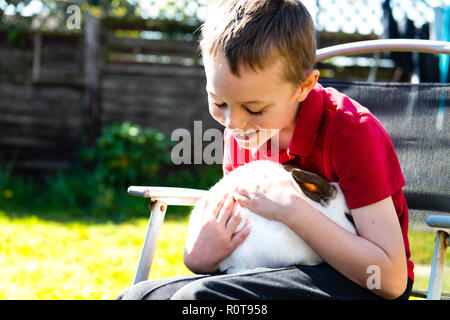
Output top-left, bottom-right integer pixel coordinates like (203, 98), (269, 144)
(320, 80), (449, 298)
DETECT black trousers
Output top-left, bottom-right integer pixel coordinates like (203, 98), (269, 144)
(116, 263), (412, 300)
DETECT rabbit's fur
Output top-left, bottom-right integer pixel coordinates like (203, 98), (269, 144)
(188, 160), (357, 274)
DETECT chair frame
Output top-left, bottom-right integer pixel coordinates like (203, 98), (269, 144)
(128, 39), (450, 300)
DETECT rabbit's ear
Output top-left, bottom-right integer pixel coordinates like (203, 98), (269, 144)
(290, 168), (337, 206)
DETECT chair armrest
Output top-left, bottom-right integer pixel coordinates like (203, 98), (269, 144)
(426, 215), (450, 229)
(129, 186), (208, 283)
(425, 215), (449, 300)
(127, 186), (208, 206)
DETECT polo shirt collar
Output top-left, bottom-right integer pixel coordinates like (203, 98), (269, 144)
(287, 83), (325, 157)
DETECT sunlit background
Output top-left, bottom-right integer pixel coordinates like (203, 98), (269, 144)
(0, 0), (448, 300)
(0, 0), (445, 34)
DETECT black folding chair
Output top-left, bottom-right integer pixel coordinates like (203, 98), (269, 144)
(128, 39), (450, 300)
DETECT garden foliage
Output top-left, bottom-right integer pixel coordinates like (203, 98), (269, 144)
(0, 122), (222, 219)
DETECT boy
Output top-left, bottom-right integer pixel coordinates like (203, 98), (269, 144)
(118, 0), (413, 300)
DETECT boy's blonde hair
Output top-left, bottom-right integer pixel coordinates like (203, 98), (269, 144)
(199, 0), (316, 84)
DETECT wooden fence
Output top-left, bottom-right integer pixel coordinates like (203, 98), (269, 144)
(0, 15), (388, 174)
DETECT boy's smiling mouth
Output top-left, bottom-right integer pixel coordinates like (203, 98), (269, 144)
(232, 129), (259, 141)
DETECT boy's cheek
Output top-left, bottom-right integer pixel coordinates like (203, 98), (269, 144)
(209, 105), (226, 126)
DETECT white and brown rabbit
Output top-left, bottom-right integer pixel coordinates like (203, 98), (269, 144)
(187, 160), (357, 274)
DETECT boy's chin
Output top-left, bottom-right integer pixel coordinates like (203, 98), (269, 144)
(235, 139), (267, 150)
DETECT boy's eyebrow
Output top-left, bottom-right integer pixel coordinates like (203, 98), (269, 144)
(207, 90), (265, 105)
(238, 100), (264, 105)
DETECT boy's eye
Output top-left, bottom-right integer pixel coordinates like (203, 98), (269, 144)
(213, 102), (264, 116)
(244, 105), (266, 116)
(246, 109), (263, 116)
(213, 102), (227, 108)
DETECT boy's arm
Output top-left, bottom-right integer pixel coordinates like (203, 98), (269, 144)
(234, 179), (408, 299)
(284, 194), (408, 299)
(296, 110), (407, 298)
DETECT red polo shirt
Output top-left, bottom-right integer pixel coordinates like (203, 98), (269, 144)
(222, 83), (414, 282)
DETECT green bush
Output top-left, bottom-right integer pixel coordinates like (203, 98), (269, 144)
(0, 122), (223, 220)
(84, 122), (175, 188)
(0, 162), (40, 211)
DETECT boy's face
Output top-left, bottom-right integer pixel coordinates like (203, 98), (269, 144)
(203, 54), (305, 150)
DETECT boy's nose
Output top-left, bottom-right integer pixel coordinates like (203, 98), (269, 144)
(224, 109), (246, 129)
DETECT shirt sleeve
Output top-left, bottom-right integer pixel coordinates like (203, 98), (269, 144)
(330, 113), (406, 210)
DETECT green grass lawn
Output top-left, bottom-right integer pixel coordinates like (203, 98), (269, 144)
(0, 210), (193, 300)
(0, 209), (448, 300)
(407, 229), (450, 297)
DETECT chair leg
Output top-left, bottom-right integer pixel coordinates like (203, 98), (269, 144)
(133, 200), (167, 285)
(427, 230), (449, 300)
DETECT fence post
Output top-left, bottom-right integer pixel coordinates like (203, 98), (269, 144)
(83, 12), (102, 147)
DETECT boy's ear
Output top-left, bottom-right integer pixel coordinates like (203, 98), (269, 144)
(289, 167), (336, 205)
(295, 69), (320, 102)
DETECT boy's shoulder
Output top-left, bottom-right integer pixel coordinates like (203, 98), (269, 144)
(319, 83), (373, 121)
(314, 84), (405, 210)
(316, 83), (390, 142)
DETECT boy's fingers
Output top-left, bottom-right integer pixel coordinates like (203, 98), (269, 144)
(233, 192), (251, 208)
(225, 206), (242, 233)
(231, 221), (251, 247)
(217, 193), (235, 226)
(210, 193), (228, 219)
(234, 186), (250, 198)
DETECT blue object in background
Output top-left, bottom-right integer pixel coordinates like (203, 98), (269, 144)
(434, 6), (450, 83)
(434, 6), (449, 130)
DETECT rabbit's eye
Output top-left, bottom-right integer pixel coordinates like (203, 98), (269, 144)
(303, 182), (318, 192)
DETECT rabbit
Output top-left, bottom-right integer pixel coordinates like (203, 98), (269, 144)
(187, 160), (357, 274)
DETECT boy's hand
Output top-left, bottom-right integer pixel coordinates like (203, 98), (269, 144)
(233, 174), (304, 224)
(184, 193), (250, 274)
